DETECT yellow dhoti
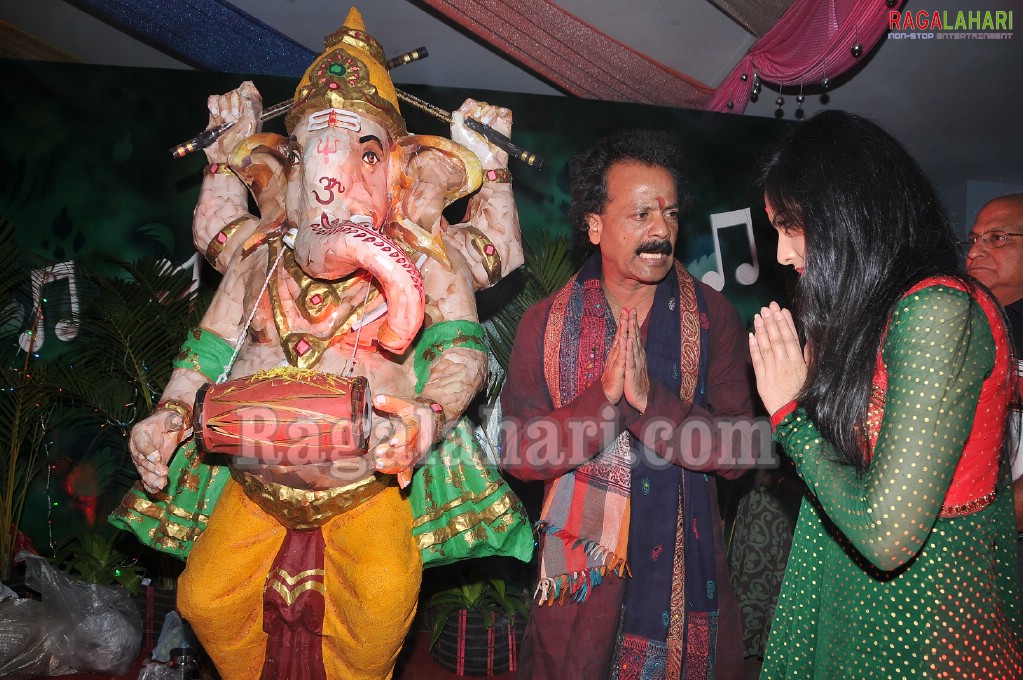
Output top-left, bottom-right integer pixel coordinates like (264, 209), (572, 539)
(178, 479), (422, 680)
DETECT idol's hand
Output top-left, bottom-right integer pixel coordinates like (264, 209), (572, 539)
(370, 394), (438, 488)
(749, 302), (807, 416)
(204, 81), (263, 164)
(451, 98), (511, 169)
(129, 409), (188, 494)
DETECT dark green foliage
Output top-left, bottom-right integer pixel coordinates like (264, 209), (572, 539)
(56, 255), (210, 424)
(38, 257), (211, 510)
(482, 230), (579, 404)
(425, 564), (532, 650)
(0, 225), (212, 577)
(51, 531), (146, 594)
(0, 218), (54, 579)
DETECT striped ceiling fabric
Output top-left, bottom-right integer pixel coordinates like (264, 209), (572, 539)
(67, 0), (316, 75)
(0, 20), (84, 62)
(53, 0), (832, 113)
(420, 0), (715, 109)
(707, 0), (798, 37)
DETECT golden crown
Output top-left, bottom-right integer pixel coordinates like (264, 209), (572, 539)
(287, 7), (406, 138)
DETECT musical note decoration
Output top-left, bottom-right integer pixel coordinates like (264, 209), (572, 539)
(700, 208), (760, 292)
(18, 262), (80, 353)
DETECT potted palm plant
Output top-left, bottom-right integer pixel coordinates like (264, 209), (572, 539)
(420, 229), (579, 677)
(43, 256), (206, 641)
(476, 228), (579, 474)
(1, 247), (204, 643)
(425, 561), (532, 677)
(480, 229), (579, 402)
(0, 218), (56, 583)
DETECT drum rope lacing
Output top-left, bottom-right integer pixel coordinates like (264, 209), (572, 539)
(217, 246), (287, 384)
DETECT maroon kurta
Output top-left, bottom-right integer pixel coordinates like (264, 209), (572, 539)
(501, 269), (753, 680)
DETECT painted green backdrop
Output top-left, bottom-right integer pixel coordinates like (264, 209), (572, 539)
(0, 59), (793, 321)
(0, 59), (793, 546)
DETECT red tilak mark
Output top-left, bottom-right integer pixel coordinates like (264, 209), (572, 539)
(657, 196), (667, 210)
(316, 138), (339, 161)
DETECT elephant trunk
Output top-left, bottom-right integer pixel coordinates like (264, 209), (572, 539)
(292, 214), (425, 354)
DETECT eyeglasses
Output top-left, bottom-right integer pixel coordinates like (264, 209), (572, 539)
(962, 230), (1023, 249)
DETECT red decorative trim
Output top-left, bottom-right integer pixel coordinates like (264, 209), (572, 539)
(145, 585), (155, 649)
(508, 619), (517, 671)
(770, 400), (798, 430)
(544, 271), (577, 409)
(675, 262), (699, 404)
(487, 623), (495, 675)
(457, 610), (467, 675)
(939, 490), (996, 518)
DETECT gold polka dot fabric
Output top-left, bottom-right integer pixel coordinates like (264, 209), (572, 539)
(762, 284), (1023, 679)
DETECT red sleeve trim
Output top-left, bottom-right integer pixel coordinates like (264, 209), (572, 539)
(770, 400), (798, 430)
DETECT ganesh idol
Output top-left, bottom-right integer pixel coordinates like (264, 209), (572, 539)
(110, 7), (532, 679)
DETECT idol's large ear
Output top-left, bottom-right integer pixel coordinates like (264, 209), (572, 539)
(227, 133), (292, 214)
(393, 135), (482, 233)
(226, 133), (293, 254)
(398, 135), (482, 206)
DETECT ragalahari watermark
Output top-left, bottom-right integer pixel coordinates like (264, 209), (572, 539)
(888, 9), (1013, 40)
(204, 404), (780, 486)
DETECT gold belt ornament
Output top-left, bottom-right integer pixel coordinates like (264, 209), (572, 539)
(231, 469), (388, 529)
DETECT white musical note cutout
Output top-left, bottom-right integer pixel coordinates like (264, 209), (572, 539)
(19, 261), (80, 353)
(157, 252), (203, 296)
(700, 208), (760, 292)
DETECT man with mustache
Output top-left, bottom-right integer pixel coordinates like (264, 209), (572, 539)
(501, 130), (752, 679)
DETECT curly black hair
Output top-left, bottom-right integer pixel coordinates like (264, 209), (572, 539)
(569, 129), (691, 247)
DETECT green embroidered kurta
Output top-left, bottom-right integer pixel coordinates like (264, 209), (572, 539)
(762, 284), (1023, 679)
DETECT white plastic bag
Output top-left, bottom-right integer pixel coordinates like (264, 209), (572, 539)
(0, 597), (77, 679)
(9, 551), (143, 675)
(151, 610), (189, 663)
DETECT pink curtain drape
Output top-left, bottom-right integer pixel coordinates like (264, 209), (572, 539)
(707, 0), (902, 113)
(422, 0), (899, 114)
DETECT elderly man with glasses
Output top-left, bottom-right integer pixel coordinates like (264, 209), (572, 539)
(966, 192), (1023, 584)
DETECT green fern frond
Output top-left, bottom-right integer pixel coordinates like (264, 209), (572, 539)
(482, 229), (578, 379)
(63, 257), (207, 417)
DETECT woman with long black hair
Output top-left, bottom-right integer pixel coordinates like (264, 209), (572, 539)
(749, 110), (1023, 678)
